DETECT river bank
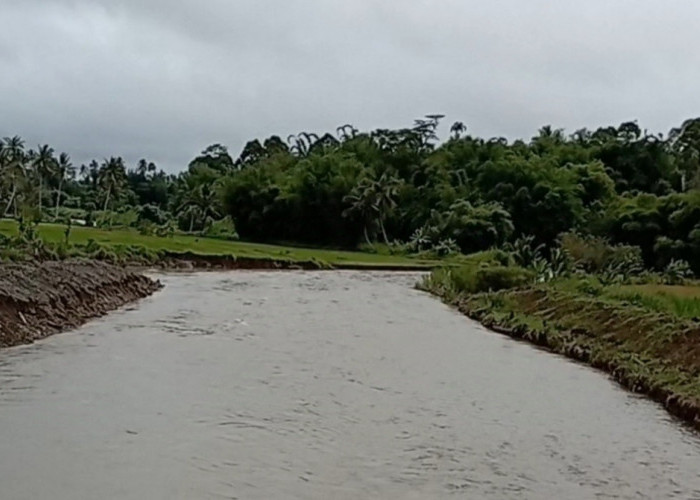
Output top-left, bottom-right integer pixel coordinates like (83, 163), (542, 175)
(0, 260), (162, 348)
(420, 279), (700, 432)
(0, 219), (437, 271)
(152, 251), (431, 271)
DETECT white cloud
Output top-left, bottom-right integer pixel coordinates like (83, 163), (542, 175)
(1, 0), (699, 170)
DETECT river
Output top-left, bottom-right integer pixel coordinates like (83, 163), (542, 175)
(0, 271), (699, 499)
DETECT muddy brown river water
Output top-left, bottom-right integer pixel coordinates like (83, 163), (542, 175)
(1, 271), (699, 499)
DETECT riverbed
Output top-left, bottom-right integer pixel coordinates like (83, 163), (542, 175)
(0, 271), (699, 499)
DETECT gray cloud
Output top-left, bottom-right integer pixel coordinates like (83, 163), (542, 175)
(2, 0), (699, 171)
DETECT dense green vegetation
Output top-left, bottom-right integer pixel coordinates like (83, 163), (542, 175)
(2, 115), (699, 273)
(419, 249), (700, 430)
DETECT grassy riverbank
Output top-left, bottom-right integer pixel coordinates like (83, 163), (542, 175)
(420, 265), (700, 430)
(0, 219), (437, 269)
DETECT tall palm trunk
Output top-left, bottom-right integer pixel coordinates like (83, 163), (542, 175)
(379, 216), (390, 245)
(38, 176), (43, 216)
(103, 185), (111, 212)
(4, 184), (16, 216)
(363, 225), (372, 246)
(189, 211), (195, 232)
(55, 177), (63, 218)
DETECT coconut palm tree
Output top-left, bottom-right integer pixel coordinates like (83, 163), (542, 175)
(450, 121), (467, 140)
(33, 144), (56, 216)
(342, 177), (380, 245)
(373, 172), (401, 244)
(669, 118), (700, 191)
(54, 152), (74, 218)
(98, 157), (127, 212)
(177, 183), (221, 232)
(342, 172), (401, 245)
(1, 136), (26, 216)
(336, 124), (358, 141)
(80, 159), (100, 190)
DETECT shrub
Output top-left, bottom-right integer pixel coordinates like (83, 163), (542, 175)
(95, 209), (139, 228)
(405, 225), (440, 253)
(138, 204), (171, 225)
(663, 259), (693, 285)
(137, 220), (156, 236)
(471, 266), (535, 292)
(203, 216), (239, 241)
(559, 232), (611, 273)
(574, 276), (604, 296)
(405, 226), (461, 257)
(431, 264), (535, 295)
(432, 238), (460, 257)
(155, 220), (177, 238)
(559, 231), (644, 281)
(506, 235), (544, 268)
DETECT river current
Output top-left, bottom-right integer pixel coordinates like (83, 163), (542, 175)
(0, 271), (699, 499)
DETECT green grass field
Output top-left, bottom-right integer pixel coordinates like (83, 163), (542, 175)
(604, 284), (700, 320)
(0, 219), (437, 269)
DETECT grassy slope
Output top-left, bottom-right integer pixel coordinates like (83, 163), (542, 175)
(551, 277), (700, 320)
(421, 271), (700, 429)
(0, 220), (437, 268)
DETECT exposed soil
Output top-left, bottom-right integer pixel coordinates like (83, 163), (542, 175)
(155, 251), (430, 271)
(0, 260), (162, 348)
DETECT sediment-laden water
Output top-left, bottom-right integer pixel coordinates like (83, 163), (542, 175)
(0, 271), (699, 499)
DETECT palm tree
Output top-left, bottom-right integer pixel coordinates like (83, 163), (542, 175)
(177, 183), (221, 232)
(54, 152), (74, 218)
(342, 178), (380, 246)
(98, 157), (127, 212)
(1, 136), (27, 216)
(287, 132), (319, 157)
(80, 159), (100, 190)
(450, 121), (467, 140)
(336, 124), (358, 141)
(373, 172), (401, 244)
(34, 144), (56, 216)
(136, 158), (157, 178)
(342, 172), (401, 245)
(669, 118), (700, 191)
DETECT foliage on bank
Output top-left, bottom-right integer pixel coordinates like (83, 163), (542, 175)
(419, 237), (700, 430)
(2, 116), (700, 276)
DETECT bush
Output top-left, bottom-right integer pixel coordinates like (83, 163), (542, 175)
(203, 216), (239, 241)
(559, 232), (609, 273)
(573, 276), (604, 296)
(471, 266), (535, 292)
(429, 264), (535, 296)
(138, 204), (171, 225)
(663, 259), (693, 285)
(95, 209), (139, 228)
(137, 220), (157, 236)
(559, 231), (644, 280)
(506, 235), (544, 268)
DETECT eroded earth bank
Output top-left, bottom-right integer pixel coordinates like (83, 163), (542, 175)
(0, 260), (161, 348)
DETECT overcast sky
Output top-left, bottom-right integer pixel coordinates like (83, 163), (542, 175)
(2, 0), (699, 172)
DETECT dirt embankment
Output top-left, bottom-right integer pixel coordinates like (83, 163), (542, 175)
(0, 260), (162, 348)
(156, 251), (430, 271)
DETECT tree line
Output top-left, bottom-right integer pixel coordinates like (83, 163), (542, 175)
(1, 115), (700, 272)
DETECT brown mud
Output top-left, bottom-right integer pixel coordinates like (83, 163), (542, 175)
(155, 251), (430, 271)
(0, 260), (162, 348)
